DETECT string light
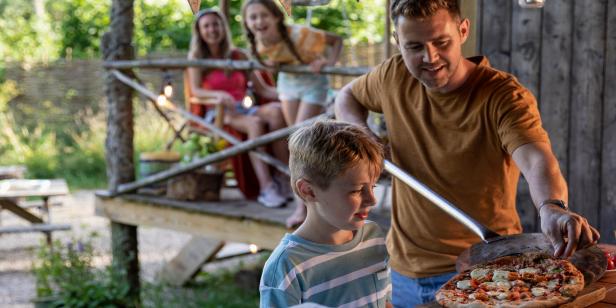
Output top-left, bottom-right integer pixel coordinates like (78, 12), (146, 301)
(249, 244), (259, 254)
(518, 0), (544, 8)
(242, 81), (255, 109)
(164, 83), (173, 98)
(156, 94), (168, 107)
(161, 70), (174, 98)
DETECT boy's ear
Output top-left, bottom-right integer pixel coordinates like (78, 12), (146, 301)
(296, 178), (317, 202)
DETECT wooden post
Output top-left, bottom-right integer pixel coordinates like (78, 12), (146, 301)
(384, 0), (391, 60)
(101, 0), (140, 304)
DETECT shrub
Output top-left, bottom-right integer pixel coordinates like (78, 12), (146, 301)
(32, 234), (133, 307)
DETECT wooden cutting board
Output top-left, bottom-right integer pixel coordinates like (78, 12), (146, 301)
(561, 284), (606, 308)
(418, 284), (606, 307)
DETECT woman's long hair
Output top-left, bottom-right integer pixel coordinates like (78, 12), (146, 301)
(188, 9), (233, 61)
(241, 0), (304, 67)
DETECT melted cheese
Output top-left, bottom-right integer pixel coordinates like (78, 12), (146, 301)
(497, 292), (509, 300)
(456, 279), (472, 290)
(470, 268), (491, 280)
(492, 270), (510, 282)
(496, 281), (512, 290)
(547, 279), (559, 290)
(519, 267), (539, 275)
(531, 287), (546, 297)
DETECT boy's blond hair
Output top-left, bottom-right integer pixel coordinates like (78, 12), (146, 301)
(289, 120), (384, 194)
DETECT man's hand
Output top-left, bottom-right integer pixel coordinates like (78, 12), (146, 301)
(539, 204), (600, 258)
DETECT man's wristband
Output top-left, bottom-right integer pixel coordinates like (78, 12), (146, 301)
(538, 199), (568, 212)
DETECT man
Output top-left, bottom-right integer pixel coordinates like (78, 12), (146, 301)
(334, 0), (600, 306)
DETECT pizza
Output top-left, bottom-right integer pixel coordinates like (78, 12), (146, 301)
(436, 252), (585, 307)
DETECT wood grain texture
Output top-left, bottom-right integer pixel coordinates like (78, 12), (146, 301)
(95, 195), (289, 250)
(158, 236), (224, 286)
(560, 285), (606, 308)
(479, 0), (512, 71)
(600, 0), (616, 244)
(539, 0), (572, 180)
(568, 0), (607, 226)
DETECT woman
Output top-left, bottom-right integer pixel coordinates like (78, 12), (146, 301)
(187, 9), (290, 208)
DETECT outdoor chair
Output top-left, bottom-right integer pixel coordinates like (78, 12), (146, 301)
(183, 70), (278, 200)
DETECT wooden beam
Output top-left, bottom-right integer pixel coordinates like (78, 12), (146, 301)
(0, 224), (71, 234)
(95, 195), (288, 250)
(101, 0), (140, 302)
(103, 59), (371, 76)
(158, 236), (224, 286)
(0, 199), (44, 223)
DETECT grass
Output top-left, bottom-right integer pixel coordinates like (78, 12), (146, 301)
(142, 269), (261, 308)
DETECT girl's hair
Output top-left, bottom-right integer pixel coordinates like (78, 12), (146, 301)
(241, 0), (305, 67)
(188, 9), (233, 61)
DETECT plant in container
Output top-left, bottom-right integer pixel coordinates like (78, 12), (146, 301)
(167, 133), (229, 201)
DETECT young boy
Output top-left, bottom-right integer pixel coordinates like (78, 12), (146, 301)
(259, 120), (391, 307)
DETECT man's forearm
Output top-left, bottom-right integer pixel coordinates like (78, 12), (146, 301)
(512, 142), (568, 210)
(334, 81), (369, 126)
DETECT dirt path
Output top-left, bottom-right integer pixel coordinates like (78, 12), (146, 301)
(0, 190), (252, 307)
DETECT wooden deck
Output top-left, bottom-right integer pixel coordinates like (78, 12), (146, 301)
(95, 188), (391, 250)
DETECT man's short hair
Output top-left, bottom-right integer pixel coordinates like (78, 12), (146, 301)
(288, 120), (384, 193)
(390, 0), (461, 25)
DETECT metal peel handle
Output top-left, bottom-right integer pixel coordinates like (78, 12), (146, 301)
(384, 160), (502, 243)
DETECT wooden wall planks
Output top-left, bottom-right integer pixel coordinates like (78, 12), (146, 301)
(568, 0), (606, 226)
(600, 1), (616, 243)
(478, 0), (614, 241)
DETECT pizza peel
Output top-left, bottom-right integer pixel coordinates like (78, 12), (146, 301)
(384, 160), (607, 285)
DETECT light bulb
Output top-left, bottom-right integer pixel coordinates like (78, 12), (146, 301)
(242, 95), (254, 108)
(249, 244), (259, 254)
(164, 84), (173, 98)
(518, 0), (544, 8)
(157, 94), (168, 107)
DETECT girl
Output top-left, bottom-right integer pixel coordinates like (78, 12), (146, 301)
(188, 8), (289, 208)
(241, 0), (343, 227)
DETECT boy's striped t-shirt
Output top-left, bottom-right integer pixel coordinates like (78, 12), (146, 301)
(259, 221), (391, 307)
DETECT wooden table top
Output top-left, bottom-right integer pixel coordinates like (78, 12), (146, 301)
(0, 179), (68, 198)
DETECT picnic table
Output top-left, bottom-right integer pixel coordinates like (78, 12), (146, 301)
(0, 179), (71, 243)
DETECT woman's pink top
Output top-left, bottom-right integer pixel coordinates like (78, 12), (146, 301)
(200, 50), (247, 102)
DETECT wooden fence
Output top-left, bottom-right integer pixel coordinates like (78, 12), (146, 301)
(477, 0), (616, 242)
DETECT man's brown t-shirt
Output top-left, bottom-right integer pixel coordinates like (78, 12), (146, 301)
(351, 55), (549, 278)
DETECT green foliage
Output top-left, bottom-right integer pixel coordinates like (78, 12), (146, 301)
(33, 234), (132, 307)
(47, 0), (109, 58)
(0, 0), (60, 63)
(0, 98), (174, 189)
(0, 0), (385, 63)
(141, 267), (260, 308)
(179, 133), (228, 163)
